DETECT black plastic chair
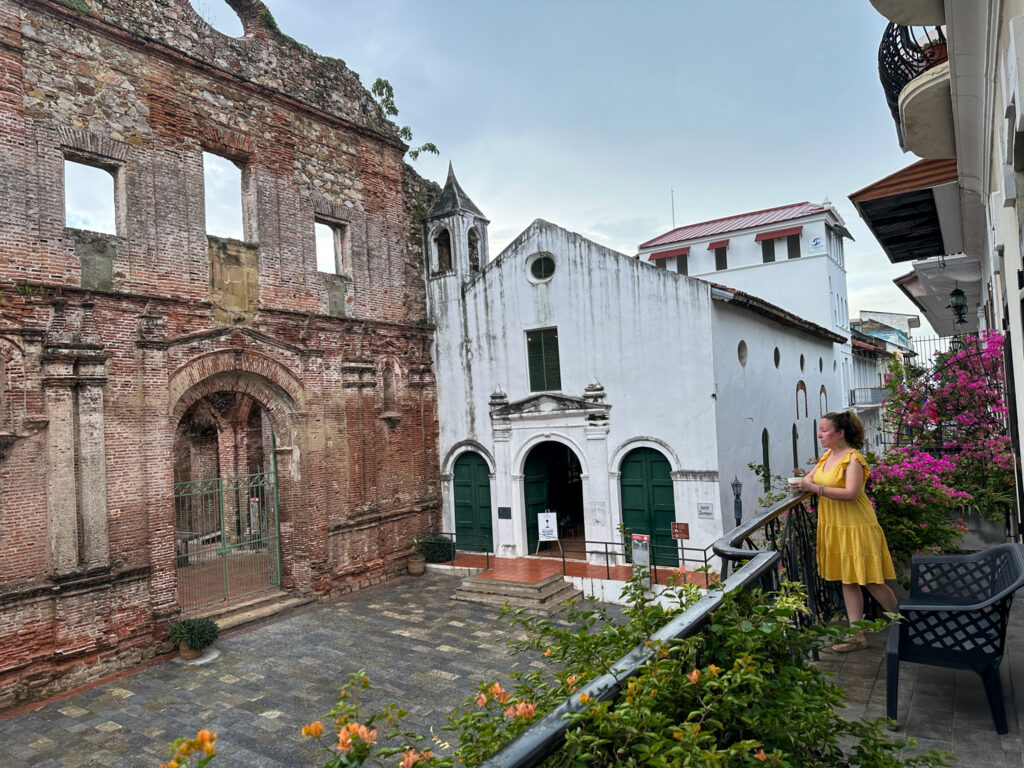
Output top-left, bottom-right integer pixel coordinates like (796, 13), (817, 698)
(886, 543), (1024, 734)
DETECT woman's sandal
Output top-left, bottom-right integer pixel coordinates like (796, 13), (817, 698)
(830, 635), (867, 653)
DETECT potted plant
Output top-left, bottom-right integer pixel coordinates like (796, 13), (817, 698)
(408, 538), (427, 576)
(169, 617), (220, 660)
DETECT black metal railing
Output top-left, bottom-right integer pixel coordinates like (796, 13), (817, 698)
(878, 22), (947, 127)
(426, 531), (492, 570)
(479, 492), (836, 768)
(549, 538), (715, 588)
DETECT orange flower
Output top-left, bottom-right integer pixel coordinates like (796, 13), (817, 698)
(488, 683), (510, 704)
(544, 649), (552, 657)
(400, 749), (431, 768)
(578, 692), (590, 705)
(754, 748), (768, 761)
(301, 720), (325, 738)
(476, 692), (488, 707)
(708, 664), (720, 676)
(687, 669), (701, 684)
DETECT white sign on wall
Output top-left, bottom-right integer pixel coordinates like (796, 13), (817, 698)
(808, 236), (827, 255)
(537, 512), (558, 541)
(697, 503), (714, 520)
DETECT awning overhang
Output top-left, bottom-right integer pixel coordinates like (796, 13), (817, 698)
(849, 158), (962, 263)
(648, 246), (690, 261)
(754, 226), (802, 242)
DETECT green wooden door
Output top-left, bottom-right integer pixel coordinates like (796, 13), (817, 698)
(619, 448), (678, 566)
(453, 452), (492, 552)
(523, 451), (547, 554)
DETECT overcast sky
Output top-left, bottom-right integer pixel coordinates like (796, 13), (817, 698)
(179, 1), (922, 327)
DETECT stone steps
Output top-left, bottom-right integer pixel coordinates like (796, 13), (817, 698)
(452, 574), (582, 617)
(189, 591), (316, 633)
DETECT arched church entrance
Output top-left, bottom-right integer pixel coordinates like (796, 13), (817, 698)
(619, 447), (677, 566)
(523, 441), (584, 555)
(453, 451), (492, 552)
(173, 392), (281, 611)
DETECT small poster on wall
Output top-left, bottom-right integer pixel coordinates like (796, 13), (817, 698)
(538, 512), (559, 541)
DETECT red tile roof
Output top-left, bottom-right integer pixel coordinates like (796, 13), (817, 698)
(639, 202), (830, 249)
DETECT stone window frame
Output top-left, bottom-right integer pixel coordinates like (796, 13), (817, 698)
(58, 127), (130, 238)
(199, 124), (259, 244)
(314, 216), (353, 279)
(310, 196), (367, 282)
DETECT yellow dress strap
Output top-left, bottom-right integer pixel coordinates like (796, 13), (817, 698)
(833, 449), (870, 482)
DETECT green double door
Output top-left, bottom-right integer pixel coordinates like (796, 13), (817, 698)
(619, 448), (678, 566)
(453, 452), (493, 552)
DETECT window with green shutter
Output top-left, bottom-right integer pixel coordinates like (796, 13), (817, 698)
(527, 328), (561, 392)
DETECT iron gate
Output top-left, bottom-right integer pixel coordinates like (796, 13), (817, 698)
(173, 469), (281, 612)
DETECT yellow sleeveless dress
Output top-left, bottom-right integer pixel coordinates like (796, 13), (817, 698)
(813, 449), (896, 585)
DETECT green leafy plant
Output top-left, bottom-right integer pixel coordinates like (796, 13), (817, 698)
(258, 9), (278, 32)
(168, 617), (220, 652)
(419, 535), (454, 564)
(409, 537), (427, 562)
(370, 78), (439, 161)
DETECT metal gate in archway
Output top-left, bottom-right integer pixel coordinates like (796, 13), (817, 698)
(174, 468), (281, 612)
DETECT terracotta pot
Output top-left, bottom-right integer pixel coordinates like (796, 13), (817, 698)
(179, 641), (202, 660)
(408, 557), (426, 576)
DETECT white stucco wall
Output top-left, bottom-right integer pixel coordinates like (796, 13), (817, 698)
(430, 219), (725, 556)
(710, 302), (839, 521)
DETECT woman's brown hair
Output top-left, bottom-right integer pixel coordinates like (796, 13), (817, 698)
(822, 410), (865, 450)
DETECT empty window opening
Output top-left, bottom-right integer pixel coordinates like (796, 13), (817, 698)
(468, 228), (481, 271)
(787, 234), (800, 259)
(64, 159), (116, 234)
(819, 385), (828, 417)
(714, 247), (727, 270)
(761, 429), (771, 492)
(676, 254), (688, 275)
(434, 228), (452, 272)
(761, 239), (775, 263)
(796, 381), (808, 418)
(203, 151), (244, 240)
(792, 424), (799, 471)
(527, 328), (561, 392)
(382, 364), (397, 411)
(187, 1), (245, 36)
(315, 219), (351, 276)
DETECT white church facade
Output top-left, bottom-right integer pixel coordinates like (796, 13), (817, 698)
(426, 168), (848, 563)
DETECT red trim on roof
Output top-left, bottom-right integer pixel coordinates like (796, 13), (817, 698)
(648, 246), (689, 261)
(707, 239), (729, 250)
(638, 202), (826, 248)
(754, 226), (802, 242)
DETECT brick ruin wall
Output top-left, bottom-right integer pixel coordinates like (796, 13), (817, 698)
(0, 0), (442, 711)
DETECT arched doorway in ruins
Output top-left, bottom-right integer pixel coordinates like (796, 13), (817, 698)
(172, 390), (282, 611)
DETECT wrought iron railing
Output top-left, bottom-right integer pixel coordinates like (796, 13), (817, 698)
(878, 22), (947, 128)
(478, 492), (836, 768)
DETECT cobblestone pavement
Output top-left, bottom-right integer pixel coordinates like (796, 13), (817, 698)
(0, 573), (545, 768)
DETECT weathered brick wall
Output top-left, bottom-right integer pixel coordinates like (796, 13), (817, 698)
(0, 0), (441, 711)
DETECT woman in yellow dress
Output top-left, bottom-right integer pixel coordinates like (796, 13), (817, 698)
(796, 410), (898, 652)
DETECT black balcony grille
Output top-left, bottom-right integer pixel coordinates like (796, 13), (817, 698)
(879, 22), (947, 128)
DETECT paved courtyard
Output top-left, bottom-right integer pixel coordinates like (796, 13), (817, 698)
(1, 570), (1023, 767)
(0, 573), (542, 767)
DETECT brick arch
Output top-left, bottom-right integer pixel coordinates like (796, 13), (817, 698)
(169, 350), (303, 442)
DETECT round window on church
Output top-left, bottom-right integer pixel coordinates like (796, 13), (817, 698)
(527, 253), (556, 283)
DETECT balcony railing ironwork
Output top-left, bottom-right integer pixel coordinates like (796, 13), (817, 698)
(878, 22), (947, 128)
(478, 492), (840, 768)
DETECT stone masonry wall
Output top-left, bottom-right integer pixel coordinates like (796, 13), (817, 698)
(0, 0), (442, 711)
